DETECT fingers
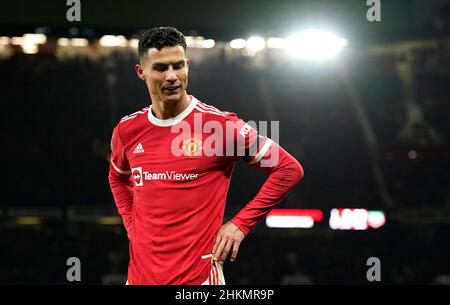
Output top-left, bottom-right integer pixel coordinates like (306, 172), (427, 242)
(230, 240), (241, 262)
(219, 239), (233, 262)
(213, 236), (227, 262)
(212, 222), (245, 263)
(212, 233), (222, 255)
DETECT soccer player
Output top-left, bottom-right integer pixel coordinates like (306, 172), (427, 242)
(108, 26), (304, 285)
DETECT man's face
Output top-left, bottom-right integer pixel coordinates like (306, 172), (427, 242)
(136, 45), (189, 104)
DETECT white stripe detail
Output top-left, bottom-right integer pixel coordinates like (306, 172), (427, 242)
(197, 102), (227, 115)
(249, 138), (273, 164)
(123, 108), (149, 118)
(201, 261), (226, 285)
(111, 160), (131, 174)
(195, 106), (226, 117)
(120, 108), (149, 122)
(212, 265), (217, 285)
(147, 96), (198, 126)
(217, 263), (226, 285)
(201, 254), (213, 259)
(120, 115), (137, 122)
(197, 103), (226, 116)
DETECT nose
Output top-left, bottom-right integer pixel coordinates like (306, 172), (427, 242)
(166, 66), (178, 82)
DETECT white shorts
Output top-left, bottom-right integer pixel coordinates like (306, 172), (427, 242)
(201, 260), (226, 285)
(125, 260), (226, 285)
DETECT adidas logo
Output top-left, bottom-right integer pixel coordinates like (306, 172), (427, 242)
(133, 143), (145, 154)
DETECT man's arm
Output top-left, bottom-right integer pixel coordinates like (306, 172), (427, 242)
(108, 126), (134, 240)
(109, 167), (134, 240)
(213, 141), (304, 263)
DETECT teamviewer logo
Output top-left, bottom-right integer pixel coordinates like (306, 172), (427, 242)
(132, 167), (143, 186)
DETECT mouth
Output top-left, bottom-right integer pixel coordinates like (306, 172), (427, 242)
(163, 85), (181, 92)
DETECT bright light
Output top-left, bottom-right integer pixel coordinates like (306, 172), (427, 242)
(0, 36), (11, 45)
(11, 37), (24, 45)
(286, 30), (347, 60)
(57, 38), (70, 47)
(203, 39), (215, 48)
(186, 36), (215, 48)
(329, 208), (386, 230)
(266, 215), (314, 228)
(70, 38), (89, 47)
(266, 37), (287, 49)
(246, 36), (265, 52)
(368, 211), (386, 229)
(22, 43), (38, 54)
(229, 39), (246, 49)
(353, 209), (369, 230)
(23, 33), (47, 44)
(128, 39), (139, 48)
(99, 35), (127, 47)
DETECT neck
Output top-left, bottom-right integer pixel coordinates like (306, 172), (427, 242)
(151, 93), (191, 120)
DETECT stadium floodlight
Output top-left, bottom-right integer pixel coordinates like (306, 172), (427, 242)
(286, 29), (348, 60)
(186, 36), (215, 48)
(229, 39), (246, 49)
(22, 43), (38, 54)
(0, 36), (10, 45)
(128, 38), (139, 49)
(202, 39), (215, 49)
(57, 38), (70, 47)
(99, 35), (127, 47)
(70, 38), (89, 47)
(266, 37), (287, 49)
(23, 33), (47, 45)
(11, 37), (24, 45)
(246, 36), (266, 52)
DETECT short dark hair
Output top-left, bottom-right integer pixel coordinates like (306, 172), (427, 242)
(138, 26), (187, 61)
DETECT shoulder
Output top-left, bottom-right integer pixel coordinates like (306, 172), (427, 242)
(192, 98), (238, 122)
(118, 107), (150, 125)
(114, 106), (150, 140)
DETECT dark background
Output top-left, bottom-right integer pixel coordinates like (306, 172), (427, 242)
(0, 0), (449, 284)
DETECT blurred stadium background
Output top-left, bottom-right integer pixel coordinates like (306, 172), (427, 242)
(1, 0), (449, 284)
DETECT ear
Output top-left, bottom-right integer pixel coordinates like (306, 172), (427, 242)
(186, 58), (191, 67)
(135, 64), (145, 81)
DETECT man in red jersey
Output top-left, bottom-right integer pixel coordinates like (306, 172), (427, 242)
(108, 26), (304, 285)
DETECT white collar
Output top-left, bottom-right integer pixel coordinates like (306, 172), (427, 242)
(147, 95), (198, 127)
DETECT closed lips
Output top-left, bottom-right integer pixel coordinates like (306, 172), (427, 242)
(164, 86), (180, 90)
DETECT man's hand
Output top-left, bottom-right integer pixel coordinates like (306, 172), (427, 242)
(212, 221), (246, 263)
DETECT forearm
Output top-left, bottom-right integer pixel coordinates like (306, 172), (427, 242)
(230, 143), (304, 235)
(108, 170), (134, 237)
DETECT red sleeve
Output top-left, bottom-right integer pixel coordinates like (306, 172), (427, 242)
(225, 114), (304, 235)
(108, 126), (134, 239)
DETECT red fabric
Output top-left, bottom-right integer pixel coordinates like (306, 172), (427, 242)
(108, 96), (303, 284)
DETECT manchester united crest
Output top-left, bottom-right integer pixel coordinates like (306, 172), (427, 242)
(182, 138), (202, 156)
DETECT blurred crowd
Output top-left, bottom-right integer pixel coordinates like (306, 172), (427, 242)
(0, 46), (449, 284)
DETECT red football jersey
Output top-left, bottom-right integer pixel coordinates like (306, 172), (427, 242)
(109, 95), (301, 284)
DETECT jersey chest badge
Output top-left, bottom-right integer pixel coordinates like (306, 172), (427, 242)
(182, 138), (202, 156)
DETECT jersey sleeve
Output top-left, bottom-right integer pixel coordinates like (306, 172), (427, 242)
(110, 126), (131, 175)
(224, 113), (275, 168)
(108, 125), (134, 240)
(224, 113), (304, 235)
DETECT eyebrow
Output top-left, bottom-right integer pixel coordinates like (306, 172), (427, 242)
(152, 60), (185, 68)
